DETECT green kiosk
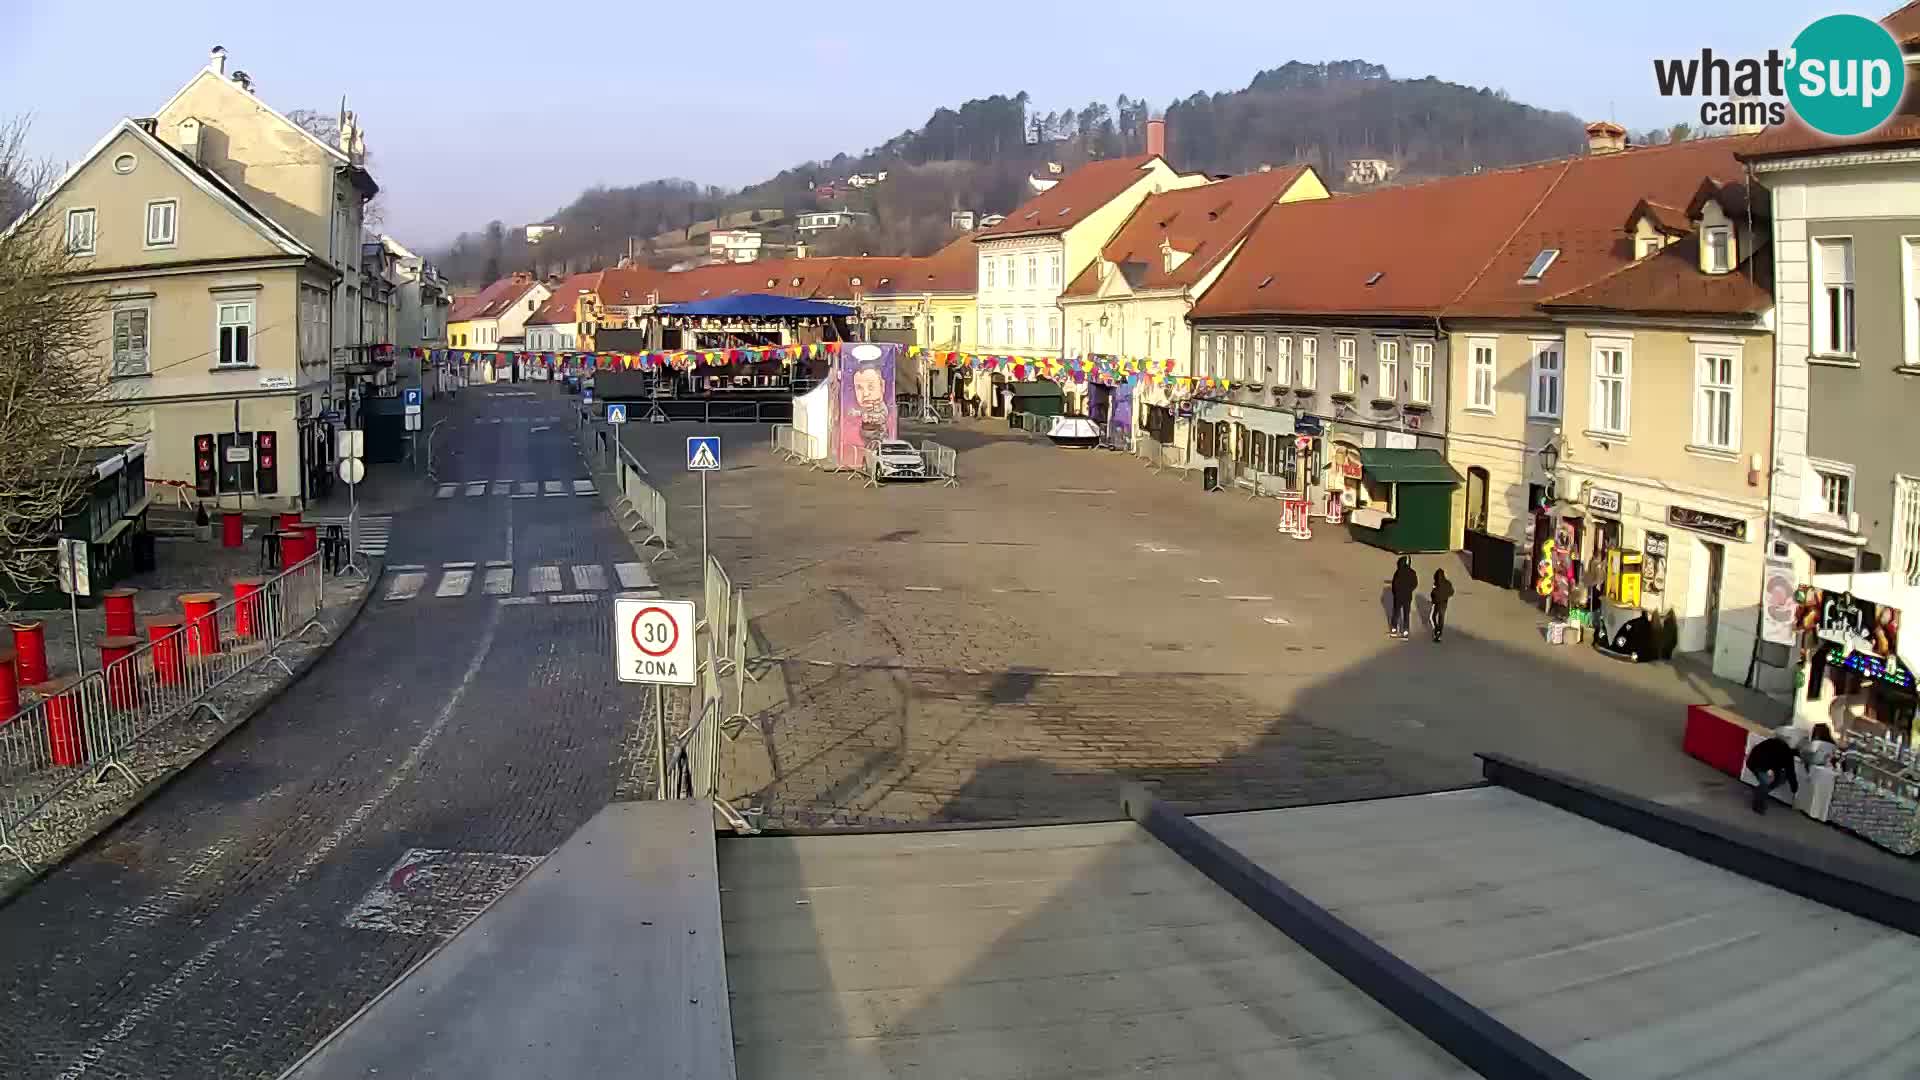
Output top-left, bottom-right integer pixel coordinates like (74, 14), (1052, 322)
(1345, 447), (1461, 554)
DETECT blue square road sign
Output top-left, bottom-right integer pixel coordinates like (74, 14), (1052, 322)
(403, 387), (423, 408)
(606, 403), (628, 424)
(687, 436), (721, 471)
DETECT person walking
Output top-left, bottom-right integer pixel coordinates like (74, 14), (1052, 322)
(1430, 568), (1454, 643)
(1389, 556), (1417, 639)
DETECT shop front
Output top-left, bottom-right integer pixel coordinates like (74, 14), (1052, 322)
(1345, 448), (1461, 553)
(1192, 399), (1298, 496)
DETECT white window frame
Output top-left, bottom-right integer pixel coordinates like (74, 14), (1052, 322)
(1691, 344), (1740, 452)
(1299, 336), (1317, 389)
(144, 199), (178, 249)
(1002, 257), (1014, 290)
(1528, 339), (1561, 419)
(1004, 316), (1014, 346)
(1704, 226), (1731, 273)
(1812, 236), (1856, 358)
(216, 298), (256, 368)
(1904, 236), (1920, 368)
(1047, 314), (1059, 348)
(1215, 335), (1230, 378)
(981, 314), (993, 346)
(1023, 316), (1034, 346)
(1233, 333), (1247, 381)
(1894, 473), (1920, 586)
(1336, 337), (1357, 395)
(111, 304), (151, 377)
(1466, 337), (1497, 413)
(1635, 234), (1663, 259)
(1049, 253), (1062, 288)
(984, 258), (995, 290)
(65, 207), (96, 255)
(1376, 339), (1399, 399)
(1811, 460), (1855, 523)
(1026, 255), (1038, 287)
(1197, 333), (1212, 377)
(1410, 341), (1433, 404)
(1589, 338), (1632, 437)
(1274, 336), (1292, 385)
(1252, 334), (1266, 382)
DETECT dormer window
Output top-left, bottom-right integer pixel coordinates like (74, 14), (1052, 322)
(1519, 249), (1560, 284)
(850, 276), (862, 286)
(1365, 272), (1384, 287)
(1704, 226), (1733, 274)
(1636, 235), (1664, 259)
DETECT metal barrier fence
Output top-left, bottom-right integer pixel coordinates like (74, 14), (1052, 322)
(769, 424), (827, 468)
(616, 444), (673, 561)
(1139, 438), (1192, 479)
(0, 553), (326, 868)
(702, 553), (734, 676)
(921, 441), (959, 486)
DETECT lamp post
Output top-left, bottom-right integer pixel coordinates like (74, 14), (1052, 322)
(1539, 438), (1561, 505)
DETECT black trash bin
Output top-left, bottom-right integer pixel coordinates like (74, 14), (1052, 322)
(1203, 466), (1220, 492)
(133, 530), (157, 573)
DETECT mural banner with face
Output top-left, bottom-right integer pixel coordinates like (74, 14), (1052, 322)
(1108, 378), (1134, 446)
(833, 342), (898, 468)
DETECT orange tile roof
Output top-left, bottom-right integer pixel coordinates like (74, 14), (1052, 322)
(448, 277), (519, 322)
(1629, 200), (1693, 236)
(1538, 232), (1772, 317)
(596, 267), (666, 307)
(527, 272), (602, 325)
(864, 235), (979, 296)
(1192, 163), (1567, 319)
(1062, 166), (1311, 298)
(975, 155), (1164, 240)
(1885, 0), (1920, 46)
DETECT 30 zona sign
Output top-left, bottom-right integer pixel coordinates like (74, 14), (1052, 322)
(614, 597), (695, 685)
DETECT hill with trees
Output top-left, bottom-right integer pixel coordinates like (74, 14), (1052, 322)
(433, 60), (1590, 285)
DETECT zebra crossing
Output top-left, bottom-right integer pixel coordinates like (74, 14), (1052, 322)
(435, 478), (598, 500)
(381, 560), (658, 604)
(306, 514), (393, 557)
(475, 415), (564, 424)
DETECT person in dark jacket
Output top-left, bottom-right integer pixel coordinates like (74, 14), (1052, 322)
(1430, 568), (1454, 643)
(1389, 557), (1417, 639)
(1746, 725), (1808, 813)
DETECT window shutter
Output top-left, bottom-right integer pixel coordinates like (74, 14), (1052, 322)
(1820, 239), (1851, 282)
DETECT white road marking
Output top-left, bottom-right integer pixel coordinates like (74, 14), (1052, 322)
(125, 840), (233, 927)
(543, 480), (566, 496)
(482, 567), (514, 595)
(530, 425), (551, 433)
(1052, 488), (1116, 495)
(51, 610), (502, 1080)
(1226, 595), (1274, 602)
(435, 484), (457, 499)
(384, 571), (427, 601)
(498, 596), (540, 606)
(486, 559), (512, 568)
(516, 481), (538, 496)
(1263, 616), (1292, 626)
(548, 593), (596, 604)
(388, 563), (427, 572)
(492, 481), (511, 496)
(1196, 577), (1222, 584)
(573, 480), (597, 495)
(904, 585), (942, 592)
(465, 482), (487, 497)
(571, 564), (608, 591)
(435, 570), (473, 597)
(613, 562), (652, 589)
(442, 561), (476, 569)
(529, 565), (562, 593)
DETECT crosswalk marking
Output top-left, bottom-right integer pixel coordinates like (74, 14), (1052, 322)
(549, 593), (596, 604)
(435, 570), (473, 597)
(543, 481), (566, 497)
(443, 561), (476, 569)
(614, 562), (652, 589)
(466, 482), (487, 497)
(482, 568), (514, 595)
(436, 484), (457, 499)
(571, 564), (607, 590)
(308, 514), (392, 557)
(516, 482), (538, 496)
(384, 571), (427, 601)
(573, 480), (598, 496)
(529, 565), (562, 593)
(492, 481), (511, 496)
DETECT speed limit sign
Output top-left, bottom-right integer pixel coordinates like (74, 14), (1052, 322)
(614, 597), (695, 685)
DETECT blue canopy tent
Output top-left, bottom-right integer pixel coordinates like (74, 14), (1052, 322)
(656, 294), (857, 318)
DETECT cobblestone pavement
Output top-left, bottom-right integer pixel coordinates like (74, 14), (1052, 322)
(0, 381), (658, 1080)
(613, 417), (1917, 883)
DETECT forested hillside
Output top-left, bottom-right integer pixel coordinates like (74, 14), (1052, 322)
(434, 60), (1590, 284)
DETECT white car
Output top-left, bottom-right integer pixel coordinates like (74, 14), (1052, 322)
(872, 440), (926, 480)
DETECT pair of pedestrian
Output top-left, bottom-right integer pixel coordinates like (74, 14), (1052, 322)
(1389, 557), (1453, 642)
(1745, 723), (1838, 814)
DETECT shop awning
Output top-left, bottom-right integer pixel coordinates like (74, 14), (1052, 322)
(1008, 380), (1063, 401)
(1359, 447), (1461, 485)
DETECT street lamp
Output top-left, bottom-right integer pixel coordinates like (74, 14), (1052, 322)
(1539, 438), (1561, 504)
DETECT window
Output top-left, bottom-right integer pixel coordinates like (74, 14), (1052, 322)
(984, 258), (996, 289)
(1274, 336), (1291, 385)
(1047, 314), (1059, 348)
(1336, 338), (1357, 395)
(1023, 316), (1033, 346)
(217, 299), (255, 366)
(1049, 254), (1062, 287)
(1233, 334), (1246, 381)
(1636, 235), (1662, 259)
(65, 208), (96, 254)
(1411, 342), (1433, 404)
(1693, 348), (1739, 451)
(1252, 334), (1266, 382)
(1815, 237), (1855, 356)
(145, 199), (177, 247)
(1215, 334), (1229, 378)
(111, 307), (149, 376)
(1002, 257), (1014, 288)
(112, 153), (137, 174)
(1590, 340), (1631, 435)
(1026, 256), (1037, 287)
(1376, 340), (1398, 399)
(1705, 227), (1731, 273)
(1519, 248), (1560, 283)
(1528, 341), (1561, 418)
(1817, 467), (1853, 520)
(1467, 339), (1496, 411)
(981, 314), (992, 345)
(1894, 475), (1919, 586)
(1907, 238), (1920, 367)
(1004, 316), (1014, 345)
(951, 314), (962, 345)
(1198, 333), (1212, 376)
(1299, 337), (1317, 389)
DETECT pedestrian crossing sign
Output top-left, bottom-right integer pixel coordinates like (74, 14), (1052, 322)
(687, 436), (721, 471)
(606, 403), (627, 424)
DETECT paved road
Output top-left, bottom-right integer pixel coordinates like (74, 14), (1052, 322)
(0, 382), (654, 1080)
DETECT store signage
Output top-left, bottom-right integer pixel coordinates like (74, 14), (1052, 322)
(1816, 592), (1891, 656)
(224, 445), (252, 463)
(1667, 505), (1748, 542)
(259, 374), (294, 390)
(1761, 557), (1798, 646)
(1643, 533), (1669, 558)
(1293, 415), (1323, 436)
(1587, 487), (1622, 514)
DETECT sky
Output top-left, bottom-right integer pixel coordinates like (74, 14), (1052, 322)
(0, 0), (1849, 249)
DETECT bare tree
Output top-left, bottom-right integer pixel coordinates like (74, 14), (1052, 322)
(0, 117), (138, 600)
(286, 108), (383, 231)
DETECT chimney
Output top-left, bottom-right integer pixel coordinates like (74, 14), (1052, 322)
(208, 45), (226, 74)
(511, 271), (532, 285)
(231, 70), (253, 94)
(178, 117), (202, 164)
(1145, 117), (1167, 159)
(1585, 120), (1628, 156)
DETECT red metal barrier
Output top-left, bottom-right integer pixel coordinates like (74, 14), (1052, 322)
(180, 592), (222, 656)
(10, 622), (48, 686)
(221, 511), (244, 549)
(103, 588), (139, 638)
(42, 675), (85, 766)
(100, 636), (141, 709)
(0, 648), (16, 719)
(233, 577), (264, 638)
(147, 618), (184, 685)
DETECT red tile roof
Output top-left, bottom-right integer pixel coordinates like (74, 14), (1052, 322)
(1628, 200), (1693, 236)
(1192, 163), (1567, 319)
(527, 272), (602, 325)
(1885, 1), (1920, 46)
(1538, 232), (1772, 316)
(1446, 135), (1753, 318)
(1062, 166), (1312, 298)
(449, 275), (541, 321)
(975, 155), (1165, 240)
(596, 267), (667, 308)
(864, 235), (979, 296)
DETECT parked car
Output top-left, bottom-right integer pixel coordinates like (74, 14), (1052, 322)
(872, 440), (926, 480)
